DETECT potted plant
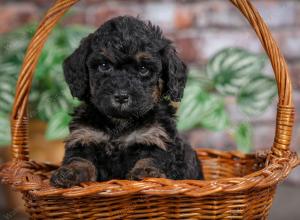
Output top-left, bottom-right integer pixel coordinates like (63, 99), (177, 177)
(0, 24), (92, 163)
(177, 48), (277, 153)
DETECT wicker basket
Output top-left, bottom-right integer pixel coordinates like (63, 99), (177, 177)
(1, 0), (299, 219)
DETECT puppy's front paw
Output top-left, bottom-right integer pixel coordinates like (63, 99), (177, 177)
(127, 166), (166, 180)
(51, 158), (97, 188)
(50, 166), (82, 188)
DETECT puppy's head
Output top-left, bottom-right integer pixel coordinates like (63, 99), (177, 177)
(64, 16), (187, 119)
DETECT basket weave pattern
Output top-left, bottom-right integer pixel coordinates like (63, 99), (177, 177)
(0, 0), (299, 219)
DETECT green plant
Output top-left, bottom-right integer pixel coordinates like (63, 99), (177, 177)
(0, 23), (93, 146)
(177, 48), (277, 153)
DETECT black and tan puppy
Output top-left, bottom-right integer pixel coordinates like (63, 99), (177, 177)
(50, 16), (203, 188)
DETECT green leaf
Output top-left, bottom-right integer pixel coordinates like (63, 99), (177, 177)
(177, 85), (205, 130)
(37, 90), (74, 121)
(237, 75), (277, 116)
(0, 73), (17, 115)
(234, 122), (252, 153)
(187, 68), (214, 90)
(177, 83), (229, 131)
(45, 111), (71, 140)
(199, 102), (229, 131)
(206, 48), (267, 96)
(0, 114), (11, 147)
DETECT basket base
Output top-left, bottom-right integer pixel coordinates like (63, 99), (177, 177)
(23, 186), (276, 219)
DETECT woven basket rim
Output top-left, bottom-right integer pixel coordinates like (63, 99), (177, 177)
(1, 149), (298, 198)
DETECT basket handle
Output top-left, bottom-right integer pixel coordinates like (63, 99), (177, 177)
(11, 0), (294, 162)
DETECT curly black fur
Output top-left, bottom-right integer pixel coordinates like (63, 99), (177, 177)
(50, 16), (203, 188)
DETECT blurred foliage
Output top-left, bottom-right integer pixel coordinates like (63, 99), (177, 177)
(177, 48), (277, 153)
(0, 24), (276, 153)
(0, 23), (93, 146)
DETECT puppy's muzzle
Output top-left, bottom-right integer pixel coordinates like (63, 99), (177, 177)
(112, 90), (130, 105)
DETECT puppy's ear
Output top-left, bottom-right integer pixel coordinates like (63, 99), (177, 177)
(161, 45), (187, 102)
(63, 34), (93, 100)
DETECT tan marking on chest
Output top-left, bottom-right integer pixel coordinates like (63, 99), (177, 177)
(117, 124), (170, 151)
(66, 127), (110, 147)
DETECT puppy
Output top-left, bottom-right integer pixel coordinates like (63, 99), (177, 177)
(50, 16), (203, 188)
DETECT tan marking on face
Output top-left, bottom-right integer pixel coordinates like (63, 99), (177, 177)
(100, 48), (114, 62)
(117, 123), (170, 151)
(135, 52), (153, 61)
(158, 79), (164, 91)
(170, 101), (180, 110)
(66, 127), (110, 147)
(152, 86), (161, 103)
(152, 79), (164, 103)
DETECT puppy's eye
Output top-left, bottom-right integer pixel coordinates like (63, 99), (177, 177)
(138, 66), (150, 77)
(98, 62), (112, 72)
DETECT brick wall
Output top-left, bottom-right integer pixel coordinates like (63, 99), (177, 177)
(0, 0), (299, 158)
(1, 1), (300, 63)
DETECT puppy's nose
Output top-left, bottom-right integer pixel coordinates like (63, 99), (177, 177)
(113, 91), (129, 104)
